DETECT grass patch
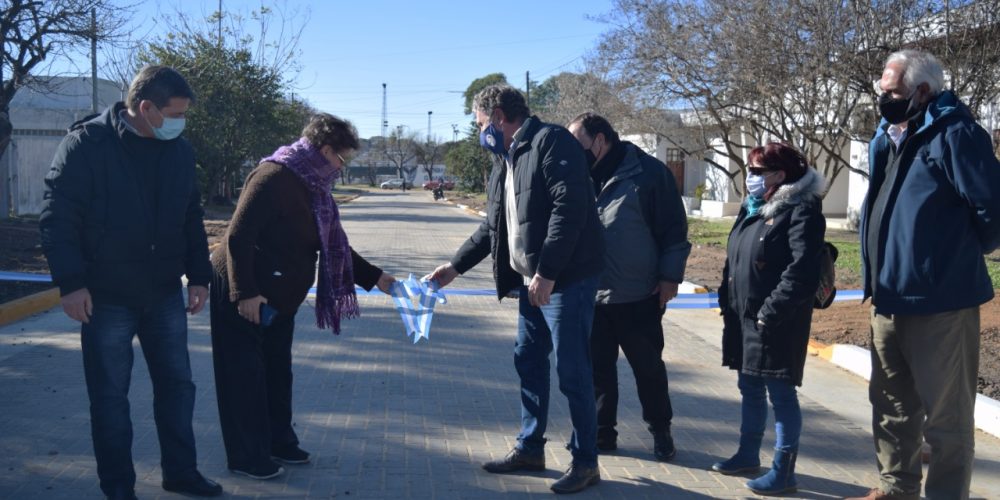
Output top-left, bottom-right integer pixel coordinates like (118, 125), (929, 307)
(687, 217), (732, 246)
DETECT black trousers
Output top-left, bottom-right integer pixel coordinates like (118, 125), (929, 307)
(209, 272), (299, 469)
(591, 294), (673, 441)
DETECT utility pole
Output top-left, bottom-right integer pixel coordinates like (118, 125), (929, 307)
(427, 111), (433, 143)
(381, 83), (389, 139)
(451, 124), (459, 142)
(91, 8), (98, 113)
(525, 71), (530, 106)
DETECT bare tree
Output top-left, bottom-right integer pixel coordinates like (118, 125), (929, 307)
(0, 0), (130, 158)
(385, 127), (420, 189)
(536, 71), (633, 127)
(594, 0), (1000, 196)
(416, 136), (443, 184)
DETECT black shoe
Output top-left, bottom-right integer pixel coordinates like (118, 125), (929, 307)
(162, 471), (223, 497)
(653, 431), (676, 462)
(229, 461), (285, 480)
(482, 448), (545, 474)
(550, 464), (601, 494)
(271, 444), (311, 465)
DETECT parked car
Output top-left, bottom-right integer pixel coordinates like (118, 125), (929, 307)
(422, 179), (455, 190)
(380, 179), (406, 189)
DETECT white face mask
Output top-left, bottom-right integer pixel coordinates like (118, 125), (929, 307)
(144, 105), (186, 140)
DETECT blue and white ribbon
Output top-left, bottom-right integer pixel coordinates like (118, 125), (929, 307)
(387, 274), (447, 343)
(0, 269), (865, 310)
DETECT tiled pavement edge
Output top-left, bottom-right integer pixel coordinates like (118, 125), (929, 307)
(1, 190), (998, 499)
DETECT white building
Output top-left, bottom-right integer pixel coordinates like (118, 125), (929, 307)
(1, 77), (123, 217)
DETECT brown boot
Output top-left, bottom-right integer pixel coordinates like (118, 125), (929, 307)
(845, 487), (919, 500)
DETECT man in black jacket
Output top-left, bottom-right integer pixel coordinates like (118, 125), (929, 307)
(567, 113), (690, 462)
(39, 66), (221, 500)
(427, 85), (604, 494)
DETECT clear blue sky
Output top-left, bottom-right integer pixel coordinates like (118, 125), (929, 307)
(116, 0), (616, 140)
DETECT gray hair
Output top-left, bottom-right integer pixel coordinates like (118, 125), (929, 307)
(886, 50), (946, 95)
(472, 84), (530, 121)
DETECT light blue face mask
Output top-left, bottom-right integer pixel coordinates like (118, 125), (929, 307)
(145, 106), (186, 140)
(745, 173), (768, 198)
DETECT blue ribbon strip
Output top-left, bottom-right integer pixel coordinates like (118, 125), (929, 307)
(0, 270), (865, 309)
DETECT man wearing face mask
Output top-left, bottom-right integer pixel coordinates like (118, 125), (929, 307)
(40, 66), (222, 499)
(566, 113), (690, 462)
(848, 50), (1000, 500)
(426, 85), (605, 494)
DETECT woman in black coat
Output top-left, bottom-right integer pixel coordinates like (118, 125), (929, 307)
(713, 142), (826, 496)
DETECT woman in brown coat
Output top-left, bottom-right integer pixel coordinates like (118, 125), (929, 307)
(210, 114), (394, 480)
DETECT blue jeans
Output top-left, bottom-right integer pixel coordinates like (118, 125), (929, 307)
(80, 290), (199, 496)
(514, 276), (599, 467)
(738, 372), (801, 450)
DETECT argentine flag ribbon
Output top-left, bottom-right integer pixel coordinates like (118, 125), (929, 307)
(389, 274), (447, 343)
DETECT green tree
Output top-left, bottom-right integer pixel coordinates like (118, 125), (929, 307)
(462, 73), (508, 114)
(143, 37), (307, 202)
(445, 125), (491, 192)
(141, 3), (318, 203)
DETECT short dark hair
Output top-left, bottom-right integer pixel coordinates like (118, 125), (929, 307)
(569, 112), (620, 145)
(472, 84), (530, 122)
(302, 113), (360, 152)
(126, 65), (195, 112)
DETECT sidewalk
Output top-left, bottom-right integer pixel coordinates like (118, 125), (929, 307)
(1, 190), (998, 499)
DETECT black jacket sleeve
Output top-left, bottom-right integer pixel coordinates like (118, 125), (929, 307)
(535, 128), (591, 280)
(451, 220), (491, 274)
(758, 202), (825, 326)
(39, 133), (91, 296)
(351, 248), (383, 291)
(644, 157), (691, 283)
(182, 170), (212, 287)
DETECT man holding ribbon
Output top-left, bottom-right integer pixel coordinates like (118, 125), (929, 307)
(427, 84), (605, 494)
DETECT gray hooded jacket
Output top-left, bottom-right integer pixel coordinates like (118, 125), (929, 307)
(595, 143), (691, 304)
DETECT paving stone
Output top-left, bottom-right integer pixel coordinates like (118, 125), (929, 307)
(1, 191), (998, 498)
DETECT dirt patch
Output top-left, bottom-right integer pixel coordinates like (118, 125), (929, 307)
(2, 207), (999, 400)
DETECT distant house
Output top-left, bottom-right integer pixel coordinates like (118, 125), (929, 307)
(1, 76), (122, 217)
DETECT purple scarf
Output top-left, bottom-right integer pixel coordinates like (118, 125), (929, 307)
(262, 138), (358, 333)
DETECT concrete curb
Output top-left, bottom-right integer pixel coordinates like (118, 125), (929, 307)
(808, 339), (1000, 439)
(0, 287), (59, 327)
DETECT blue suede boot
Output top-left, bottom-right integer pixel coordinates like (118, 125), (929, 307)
(746, 447), (797, 495)
(711, 433), (762, 475)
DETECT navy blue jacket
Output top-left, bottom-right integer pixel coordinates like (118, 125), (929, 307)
(451, 116), (605, 299)
(861, 91), (1000, 314)
(39, 103), (212, 307)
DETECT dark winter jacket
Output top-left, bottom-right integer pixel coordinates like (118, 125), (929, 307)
(211, 161), (382, 316)
(861, 90), (1000, 315)
(451, 116), (605, 299)
(594, 142), (691, 304)
(39, 103), (212, 307)
(718, 168), (826, 386)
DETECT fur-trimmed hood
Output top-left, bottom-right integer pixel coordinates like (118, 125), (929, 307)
(758, 168), (826, 219)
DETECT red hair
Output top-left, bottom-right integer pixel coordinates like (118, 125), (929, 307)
(747, 142), (810, 200)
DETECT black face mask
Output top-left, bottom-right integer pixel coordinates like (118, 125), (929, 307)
(878, 91), (922, 125)
(584, 148), (597, 168)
